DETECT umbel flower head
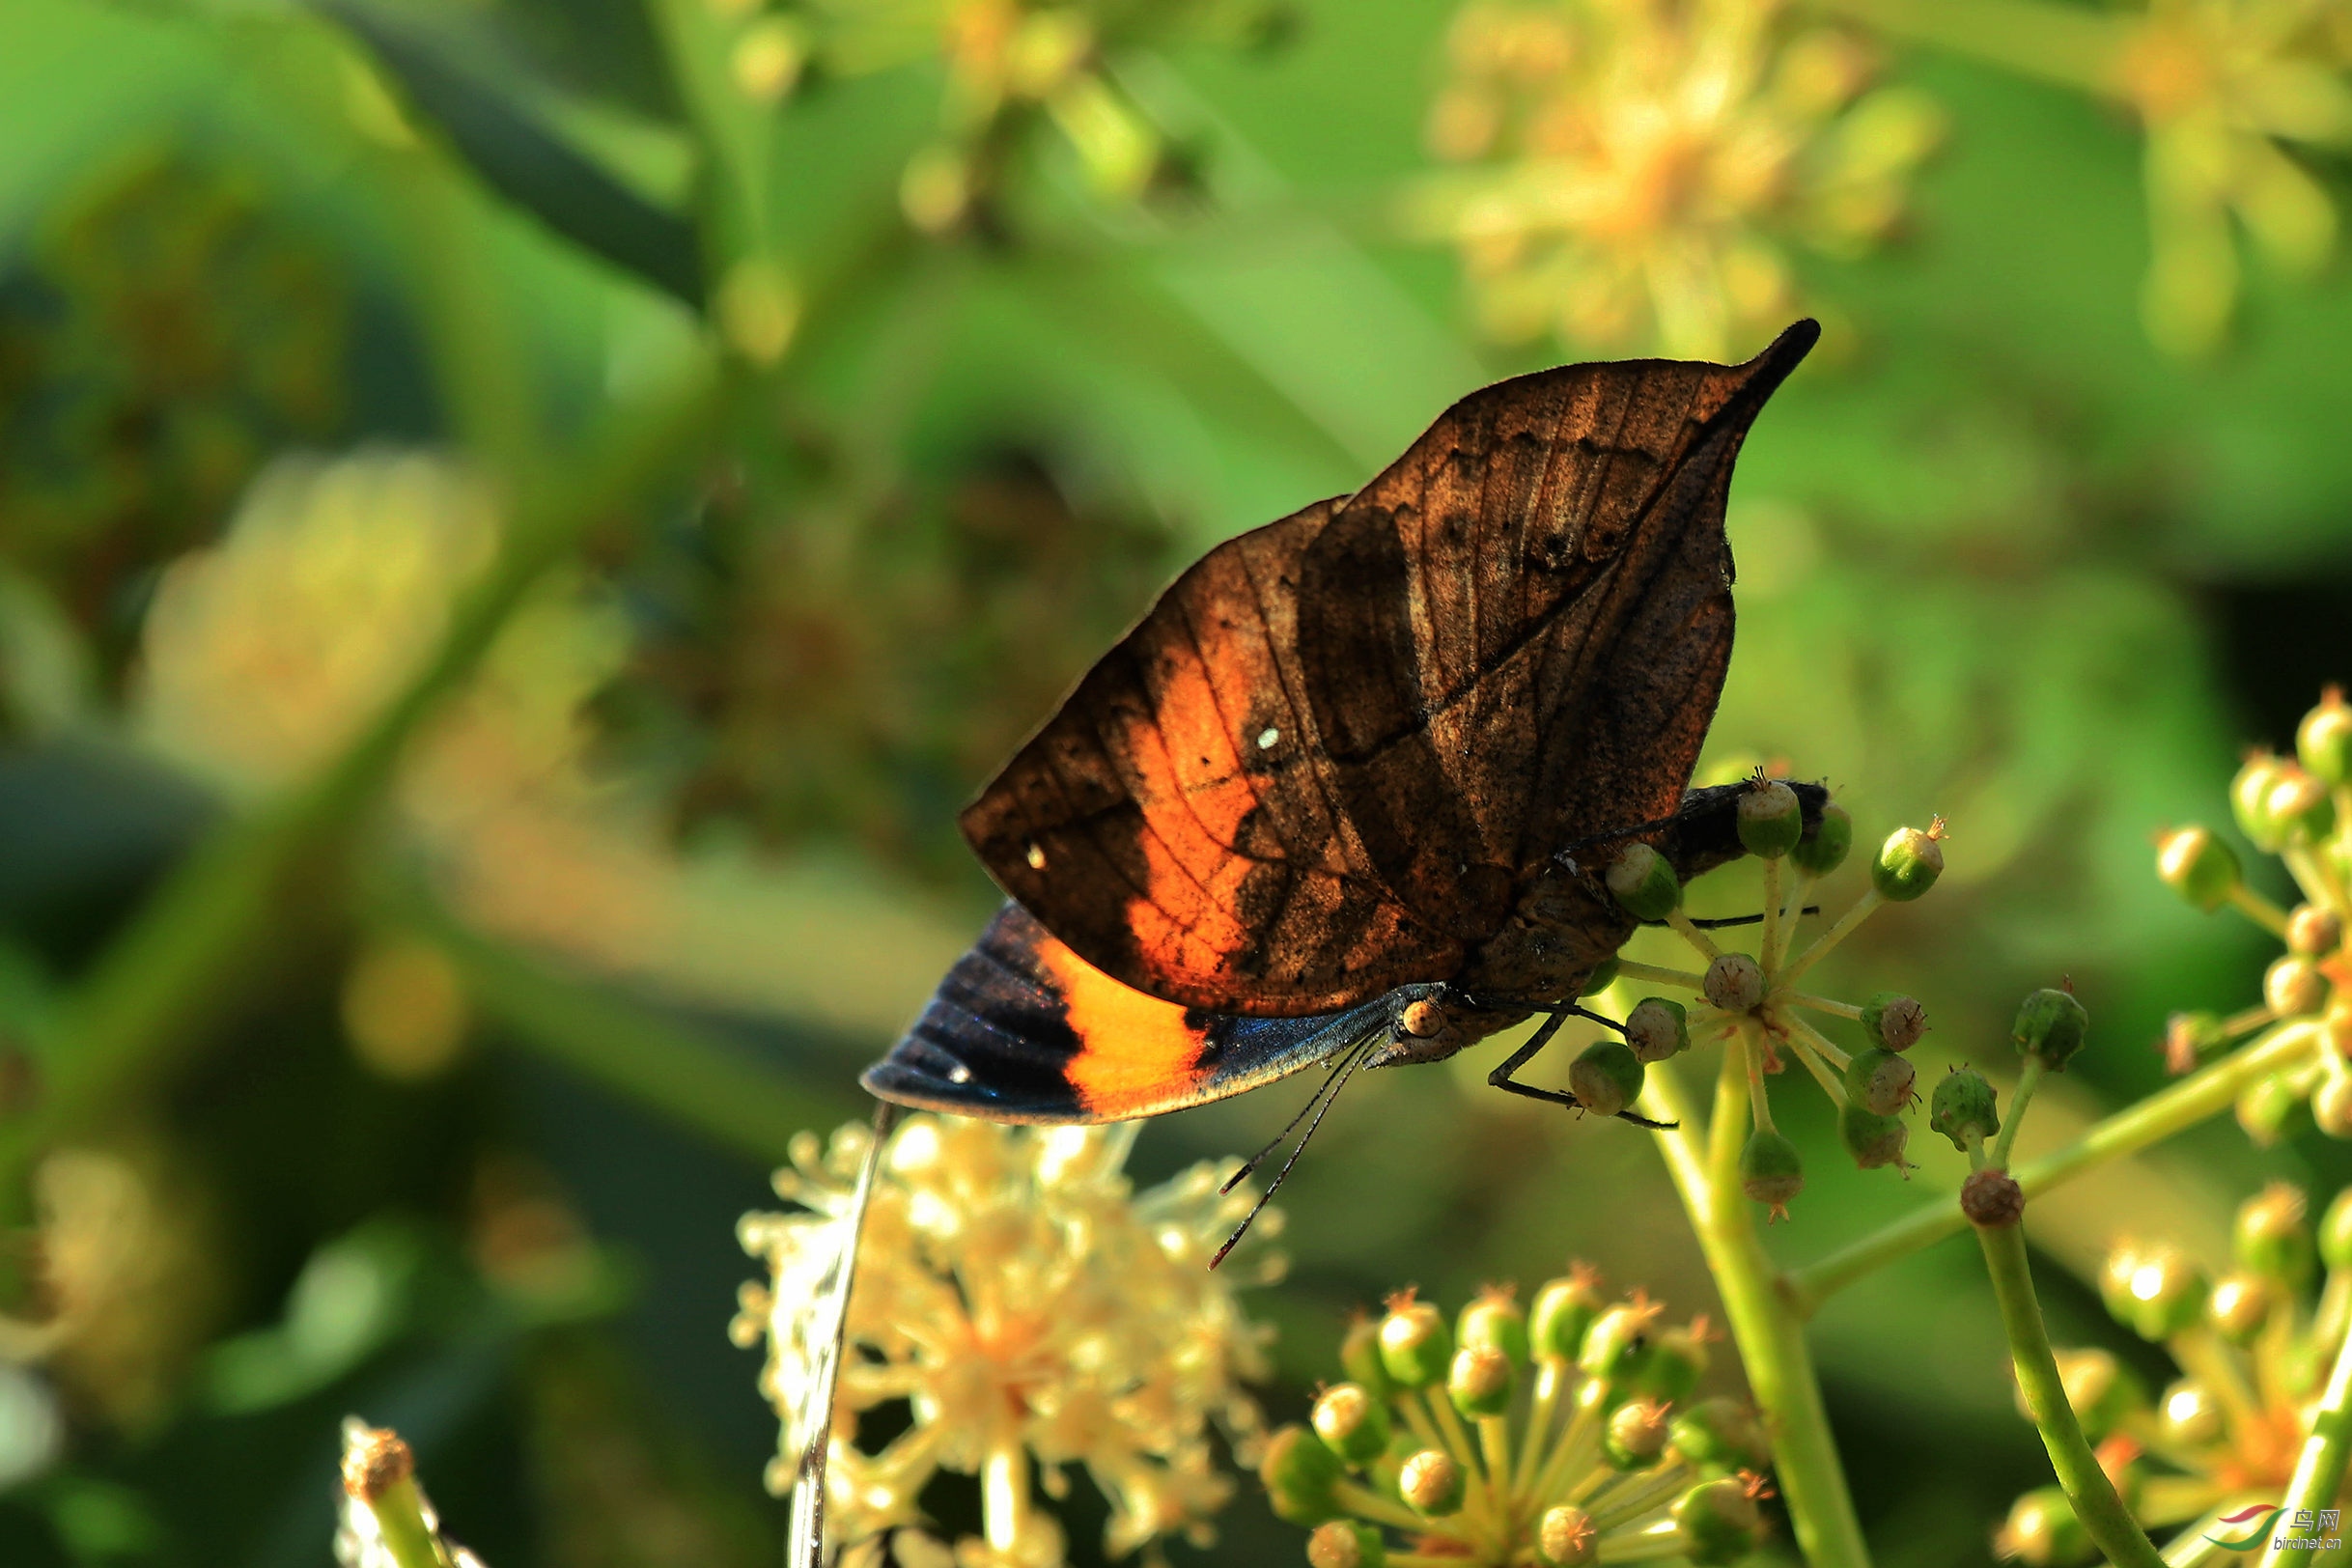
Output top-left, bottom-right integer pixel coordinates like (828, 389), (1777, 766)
(1263, 1274), (1773, 1566)
(733, 1114), (1278, 1567)
(1409, 0), (1941, 357)
(1994, 1183), (2352, 1561)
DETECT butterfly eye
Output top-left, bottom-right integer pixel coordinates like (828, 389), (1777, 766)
(1400, 1000), (1446, 1040)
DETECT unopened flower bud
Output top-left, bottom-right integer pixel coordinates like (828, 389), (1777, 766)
(2045, 1348), (2143, 1442)
(2268, 767), (2336, 843)
(1995, 1488), (2090, 1568)
(1579, 1302), (1656, 1393)
(1792, 799), (1852, 875)
(1625, 997), (1690, 1063)
(1379, 1298), (1451, 1389)
(2323, 1187), (2352, 1270)
(2157, 1378), (2223, 1446)
(2234, 752), (2291, 852)
(1569, 1040), (1644, 1118)
(1607, 844), (1680, 922)
(1448, 1344), (1513, 1418)
(1671, 1476), (1766, 1566)
(1862, 991), (1926, 1050)
(2101, 1246), (2207, 1340)
(1529, 1271), (1604, 1361)
(1871, 822), (1946, 902)
(1311, 1384), (1391, 1465)
(2234, 1183), (2315, 1289)
(2301, 686), (2352, 787)
(2289, 903), (2343, 957)
(2235, 1071), (2305, 1147)
(1739, 1129), (1803, 1213)
(1737, 780), (1803, 858)
(1580, 957), (1620, 997)
(1398, 1449), (1464, 1517)
(1962, 1168), (2024, 1227)
(2208, 1271), (2277, 1345)
(1842, 1047), (1916, 1116)
(1839, 1104), (1910, 1170)
(2013, 988), (2089, 1070)
(1339, 1314), (1392, 1399)
(1260, 1424), (1344, 1524)
(2266, 956), (2329, 1018)
(2155, 826), (2241, 912)
(1929, 1067), (2000, 1150)
(1635, 1322), (1710, 1404)
(1458, 1287), (1528, 1367)
(1307, 1521), (1385, 1568)
(2316, 1074), (2352, 1138)
(1604, 1397), (1671, 1469)
(1702, 953), (1763, 1013)
(1666, 1398), (1769, 1473)
(1537, 1503), (1597, 1567)
(2163, 1010), (2226, 1075)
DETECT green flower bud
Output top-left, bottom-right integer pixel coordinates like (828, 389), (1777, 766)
(2013, 988), (2089, 1070)
(1929, 1067), (2000, 1150)
(1448, 1344), (1513, 1418)
(2208, 1270), (2277, 1345)
(1310, 1383), (1391, 1465)
(1962, 1168), (2025, 1227)
(2234, 752), (2291, 852)
(1457, 1287), (1528, 1367)
(2288, 903), (2343, 957)
(1736, 780), (1803, 858)
(1871, 822), (1946, 902)
(2315, 1074), (2352, 1138)
(1634, 1321), (1709, 1404)
(2235, 1071), (2306, 1147)
(2269, 767), (2336, 843)
(1701, 952), (1763, 1013)
(1995, 1488), (2093, 1568)
(1379, 1298), (1451, 1389)
(2266, 955), (2329, 1018)
(1339, 1314), (1393, 1399)
(2045, 1348), (2144, 1443)
(1624, 997), (1690, 1064)
(2301, 686), (2352, 788)
(1528, 1271), (1604, 1361)
(1861, 991), (1926, 1050)
(1738, 1128), (1804, 1214)
(1260, 1424), (1343, 1524)
(1792, 799), (1852, 876)
(2155, 825), (2241, 913)
(2100, 1245), (2207, 1341)
(1306, 1521), (1385, 1568)
(1671, 1477), (1766, 1566)
(1398, 1449), (1464, 1518)
(2322, 1186), (2352, 1269)
(2156, 1378), (2223, 1447)
(1537, 1504), (1597, 1567)
(1578, 957), (1620, 997)
(1567, 1039), (1644, 1118)
(1842, 1047), (1917, 1116)
(1578, 1302), (1657, 1394)
(1604, 1397), (1671, 1469)
(1666, 1398), (1769, 1474)
(1839, 1104), (1910, 1171)
(1607, 844), (1681, 922)
(2162, 1010), (2226, 1076)
(2234, 1183), (2315, 1289)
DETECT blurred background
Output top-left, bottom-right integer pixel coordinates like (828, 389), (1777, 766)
(0, 0), (2348, 1561)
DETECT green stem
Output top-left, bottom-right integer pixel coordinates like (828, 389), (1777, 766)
(365, 1475), (448, 1568)
(2259, 1308), (2352, 1566)
(1787, 1022), (2322, 1314)
(1804, 0), (2127, 95)
(1976, 1219), (2166, 1568)
(1989, 1057), (2047, 1169)
(2229, 883), (2294, 940)
(1644, 1057), (1873, 1568)
(1777, 888), (1881, 989)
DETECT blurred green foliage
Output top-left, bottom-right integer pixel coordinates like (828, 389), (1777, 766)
(1, 0), (2351, 1562)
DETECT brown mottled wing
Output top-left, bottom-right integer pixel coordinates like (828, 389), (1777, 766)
(959, 496), (1465, 1017)
(1294, 322), (1818, 939)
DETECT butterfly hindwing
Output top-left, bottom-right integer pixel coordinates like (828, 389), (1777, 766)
(860, 901), (1395, 1124)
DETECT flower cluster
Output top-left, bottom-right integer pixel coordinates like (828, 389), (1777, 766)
(1262, 1274), (1772, 1566)
(2153, 686), (2352, 1138)
(733, 1114), (1277, 1567)
(1409, 0), (1941, 356)
(1994, 1184), (2352, 1561)
(1586, 777), (1943, 1217)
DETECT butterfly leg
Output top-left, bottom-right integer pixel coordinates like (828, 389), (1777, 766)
(1486, 1012), (1579, 1109)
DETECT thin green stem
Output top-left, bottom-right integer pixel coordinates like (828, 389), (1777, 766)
(1664, 910), (1723, 962)
(1783, 991), (1864, 1022)
(362, 1476), (447, 1568)
(1780, 1022), (1851, 1105)
(1779, 1011), (1853, 1073)
(1613, 959), (1710, 991)
(1976, 1219), (2166, 1568)
(1760, 855), (1784, 978)
(1988, 1057), (2047, 1168)
(1778, 889), (1882, 989)
(2259, 1305), (2352, 1567)
(1804, 0), (2127, 95)
(1330, 1479), (1430, 1536)
(1788, 1022), (2323, 1314)
(2230, 883), (2293, 939)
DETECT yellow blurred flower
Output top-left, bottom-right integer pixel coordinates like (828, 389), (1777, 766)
(1412, 0), (1942, 357)
(733, 1115), (1278, 1567)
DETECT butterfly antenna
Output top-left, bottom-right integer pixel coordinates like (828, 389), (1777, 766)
(1212, 1042), (1369, 1270)
(1663, 906), (1824, 930)
(1221, 1040), (1368, 1194)
(787, 1098), (902, 1568)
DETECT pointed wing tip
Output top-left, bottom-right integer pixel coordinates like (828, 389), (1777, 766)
(1742, 317), (1820, 385)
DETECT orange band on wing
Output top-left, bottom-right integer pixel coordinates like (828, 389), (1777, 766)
(1037, 935), (1210, 1118)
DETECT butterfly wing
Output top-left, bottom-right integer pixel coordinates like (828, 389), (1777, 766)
(861, 901), (1393, 1123)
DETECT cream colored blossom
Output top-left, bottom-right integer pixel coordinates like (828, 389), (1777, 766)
(1412, 0), (1941, 357)
(734, 1115), (1278, 1566)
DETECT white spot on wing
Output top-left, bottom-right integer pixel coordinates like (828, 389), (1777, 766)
(1256, 727), (1280, 750)
(1024, 842), (1047, 871)
(946, 1062), (973, 1084)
